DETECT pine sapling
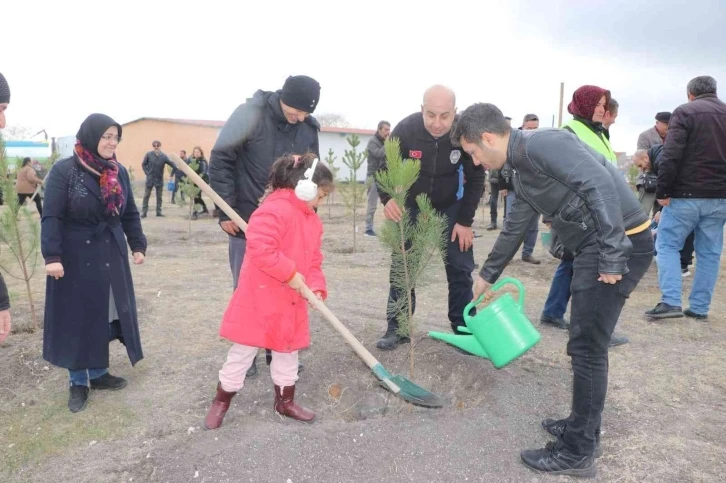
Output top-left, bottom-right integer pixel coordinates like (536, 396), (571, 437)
(376, 137), (447, 378)
(340, 134), (367, 252)
(324, 148), (339, 219)
(0, 134), (41, 331)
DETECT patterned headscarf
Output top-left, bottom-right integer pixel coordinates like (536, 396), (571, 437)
(567, 85), (611, 121)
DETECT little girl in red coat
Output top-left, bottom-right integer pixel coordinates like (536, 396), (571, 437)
(204, 153), (334, 430)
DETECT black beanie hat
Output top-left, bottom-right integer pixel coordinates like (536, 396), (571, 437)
(0, 73), (10, 104)
(281, 75), (321, 113)
(655, 111), (671, 123)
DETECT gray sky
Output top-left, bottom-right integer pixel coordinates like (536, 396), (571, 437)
(3, 0), (724, 154)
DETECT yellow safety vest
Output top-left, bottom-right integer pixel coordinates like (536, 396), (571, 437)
(562, 119), (617, 164)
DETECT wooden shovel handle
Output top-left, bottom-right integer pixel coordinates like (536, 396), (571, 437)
(167, 153), (382, 371)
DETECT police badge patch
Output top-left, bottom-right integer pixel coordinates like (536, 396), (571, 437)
(450, 149), (462, 164)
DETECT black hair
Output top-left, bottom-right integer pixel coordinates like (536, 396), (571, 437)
(262, 152), (335, 201)
(22, 157), (31, 167)
(451, 103), (511, 147)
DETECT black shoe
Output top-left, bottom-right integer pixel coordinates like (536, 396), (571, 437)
(141, 213), (147, 218)
(68, 384), (89, 413)
(540, 314), (569, 330)
(486, 222), (497, 231)
(156, 213), (165, 217)
(542, 418), (603, 458)
(375, 330), (411, 351)
(522, 255), (541, 265)
(645, 302), (683, 319)
(364, 230), (377, 237)
(246, 357), (258, 378)
(609, 333), (629, 347)
(192, 211), (198, 220)
(521, 444), (597, 477)
(681, 267), (691, 277)
(90, 373), (128, 390)
(684, 309), (707, 320)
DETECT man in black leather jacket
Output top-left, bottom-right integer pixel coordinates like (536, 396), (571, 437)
(452, 103), (653, 478)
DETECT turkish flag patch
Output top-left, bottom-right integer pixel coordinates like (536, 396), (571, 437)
(409, 150), (422, 159)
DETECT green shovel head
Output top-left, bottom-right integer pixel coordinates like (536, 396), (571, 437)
(372, 363), (447, 408)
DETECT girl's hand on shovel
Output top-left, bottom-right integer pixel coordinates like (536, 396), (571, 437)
(287, 272), (306, 294)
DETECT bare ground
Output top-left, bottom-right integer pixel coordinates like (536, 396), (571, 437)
(1, 194), (725, 483)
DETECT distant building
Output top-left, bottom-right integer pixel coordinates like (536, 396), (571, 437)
(55, 117), (376, 183)
(4, 140), (51, 163)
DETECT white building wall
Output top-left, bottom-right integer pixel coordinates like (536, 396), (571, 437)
(57, 135), (76, 159)
(318, 131), (374, 182)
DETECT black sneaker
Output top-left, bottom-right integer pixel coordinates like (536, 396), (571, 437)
(141, 213), (147, 218)
(364, 230), (377, 237)
(542, 418), (603, 458)
(521, 444), (597, 478)
(540, 314), (570, 330)
(681, 267), (691, 277)
(522, 255), (541, 265)
(645, 302), (683, 319)
(684, 309), (707, 320)
(156, 213), (165, 217)
(609, 333), (630, 347)
(90, 373), (128, 390)
(68, 384), (89, 413)
(375, 330), (411, 351)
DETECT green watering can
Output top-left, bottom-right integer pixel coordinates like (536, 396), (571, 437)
(428, 277), (541, 368)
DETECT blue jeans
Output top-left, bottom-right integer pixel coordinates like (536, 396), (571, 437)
(505, 192), (538, 257)
(68, 321), (122, 386)
(656, 198), (726, 314)
(542, 258), (574, 319)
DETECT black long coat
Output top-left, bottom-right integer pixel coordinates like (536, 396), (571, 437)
(41, 156), (147, 370)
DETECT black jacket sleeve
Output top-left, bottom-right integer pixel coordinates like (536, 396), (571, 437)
(457, 154), (485, 226)
(40, 163), (69, 264)
(528, 132), (630, 275)
(209, 103), (260, 223)
(0, 273), (9, 311)
(480, 196), (539, 283)
(141, 153), (150, 175)
(656, 108), (689, 200)
(120, 168), (147, 255)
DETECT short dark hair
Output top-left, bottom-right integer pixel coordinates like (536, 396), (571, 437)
(451, 103), (511, 147)
(687, 76), (717, 97)
(377, 120), (390, 131)
(607, 98), (619, 114)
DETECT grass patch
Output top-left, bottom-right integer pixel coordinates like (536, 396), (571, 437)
(0, 391), (136, 477)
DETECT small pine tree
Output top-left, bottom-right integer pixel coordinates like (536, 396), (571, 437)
(324, 148), (339, 219)
(376, 137), (447, 379)
(340, 134), (367, 252)
(0, 133), (41, 331)
(180, 158), (201, 238)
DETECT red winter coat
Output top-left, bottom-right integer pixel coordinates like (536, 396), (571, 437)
(219, 189), (327, 352)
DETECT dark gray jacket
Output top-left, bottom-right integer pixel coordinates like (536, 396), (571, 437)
(142, 151), (174, 187)
(365, 133), (386, 177)
(481, 128), (648, 283)
(209, 90), (320, 237)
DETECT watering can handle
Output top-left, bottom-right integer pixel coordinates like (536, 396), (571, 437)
(464, 276), (526, 324)
(490, 277), (526, 311)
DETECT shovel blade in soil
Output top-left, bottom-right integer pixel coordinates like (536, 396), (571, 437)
(372, 363), (447, 408)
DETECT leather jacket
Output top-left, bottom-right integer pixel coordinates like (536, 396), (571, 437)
(480, 128), (648, 283)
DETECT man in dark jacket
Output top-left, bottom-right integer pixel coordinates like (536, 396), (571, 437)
(375, 85), (486, 350)
(453, 103), (652, 477)
(209, 74), (321, 375)
(364, 120), (390, 237)
(0, 72), (12, 344)
(141, 140), (174, 217)
(646, 75), (726, 320)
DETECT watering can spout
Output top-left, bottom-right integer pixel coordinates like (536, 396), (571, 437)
(428, 331), (490, 359)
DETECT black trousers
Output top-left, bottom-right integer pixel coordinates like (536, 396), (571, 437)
(18, 193), (43, 216)
(142, 184), (163, 214)
(561, 229), (654, 456)
(489, 182), (499, 223)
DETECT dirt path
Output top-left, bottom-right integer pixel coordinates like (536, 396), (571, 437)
(1, 197), (725, 482)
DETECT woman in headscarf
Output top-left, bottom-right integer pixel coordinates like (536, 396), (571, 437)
(540, 85), (629, 347)
(41, 113), (147, 413)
